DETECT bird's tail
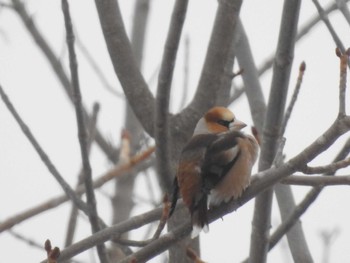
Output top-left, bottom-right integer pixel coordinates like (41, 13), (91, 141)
(191, 195), (209, 238)
(169, 177), (179, 217)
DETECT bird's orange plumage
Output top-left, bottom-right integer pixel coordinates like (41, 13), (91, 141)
(170, 107), (259, 238)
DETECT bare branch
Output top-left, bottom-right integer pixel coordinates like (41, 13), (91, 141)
(0, 146), (154, 233)
(268, 187), (320, 251)
(38, 112), (350, 263)
(10, 0), (117, 161)
(119, 115), (350, 263)
(75, 36), (124, 98)
(0, 85), (93, 217)
(336, 0), (350, 25)
(264, 137), (350, 254)
(179, 35), (190, 110)
(112, 194), (170, 248)
(282, 175), (350, 186)
(186, 247), (207, 263)
(235, 19), (266, 132)
(300, 157), (350, 174)
(40, 208), (163, 263)
(258, 1), (345, 78)
(94, 0), (155, 135)
(65, 103), (100, 247)
(177, 0), (243, 140)
(62, 1), (109, 261)
(336, 48), (349, 116)
(281, 61), (306, 136)
(155, 0), (189, 192)
(312, 0), (346, 53)
(45, 240), (60, 263)
(250, 1), (302, 262)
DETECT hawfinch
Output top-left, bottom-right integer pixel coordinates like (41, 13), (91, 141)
(170, 107), (259, 238)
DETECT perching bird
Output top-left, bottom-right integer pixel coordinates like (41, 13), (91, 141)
(169, 107), (259, 238)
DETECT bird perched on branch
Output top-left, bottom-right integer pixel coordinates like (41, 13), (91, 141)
(169, 107), (259, 238)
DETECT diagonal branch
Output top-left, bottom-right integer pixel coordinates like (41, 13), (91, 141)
(37, 113), (350, 263)
(0, 85), (109, 227)
(235, 19), (266, 132)
(10, 0), (117, 161)
(312, 0), (348, 58)
(0, 146), (154, 233)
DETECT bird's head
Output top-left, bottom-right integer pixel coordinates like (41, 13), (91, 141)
(193, 107), (247, 135)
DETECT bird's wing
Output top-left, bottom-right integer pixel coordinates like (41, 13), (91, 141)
(201, 131), (245, 192)
(175, 134), (217, 211)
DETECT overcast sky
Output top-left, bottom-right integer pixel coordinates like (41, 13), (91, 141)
(1, 0), (350, 262)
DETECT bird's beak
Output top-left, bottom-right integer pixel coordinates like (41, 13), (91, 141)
(230, 119), (247, 131)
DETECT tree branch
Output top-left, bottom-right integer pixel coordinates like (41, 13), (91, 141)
(63, 1), (110, 261)
(175, 0), (243, 141)
(65, 103), (100, 247)
(281, 61), (306, 136)
(155, 0), (189, 193)
(235, 19), (266, 132)
(249, 1), (302, 262)
(35, 111), (350, 263)
(0, 85), (93, 219)
(94, 0), (155, 135)
(40, 207), (164, 263)
(282, 174), (350, 186)
(336, 48), (349, 117)
(10, 0), (117, 161)
(0, 146), (154, 233)
(312, 0), (346, 54)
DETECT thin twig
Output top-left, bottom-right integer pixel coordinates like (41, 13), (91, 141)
(11, 0), (117, 161)
(268, 187), (320, 250)
(231, 1), (344, 104)
(65, 103), (100, 247)
(0, 146), (155, 233)
(300, 156), (350, 174)
(0, 85), (91, 217)
(282, 174), (350, 186)
(336, 0), (350, 25)
(40, 207), (163, 263)
(61, 1), (109, 261)
(8, 229), (43, 250)
(45, 240), (61, 263)
(266, 139), (350, 252)
(336, 48), (349, 117)
(312, 0), (346, 54)
(281, 61), (306, 136)
(111, 194), (170, 248)
(152, 194), (170, 239)
(186, 247), (206, 263)
(75, 35), (124, 98)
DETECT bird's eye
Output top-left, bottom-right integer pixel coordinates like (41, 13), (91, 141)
(217, 119), (233, 128)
